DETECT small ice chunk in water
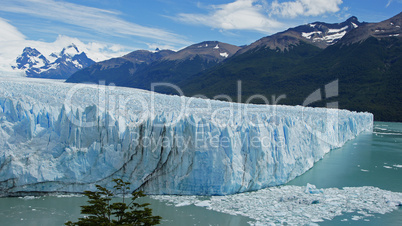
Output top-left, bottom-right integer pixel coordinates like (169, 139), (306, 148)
(305, 183), (323, 194)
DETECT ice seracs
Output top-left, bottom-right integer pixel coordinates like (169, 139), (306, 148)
(0, 76), (373, 195)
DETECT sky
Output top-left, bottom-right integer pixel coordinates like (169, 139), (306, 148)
(0, 0), (401, 67)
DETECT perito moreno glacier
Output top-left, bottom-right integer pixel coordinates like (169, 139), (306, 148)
(0, 76), (373, 196)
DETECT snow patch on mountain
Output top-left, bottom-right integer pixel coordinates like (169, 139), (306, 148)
(220, 52), (229, 57)
(328, 26), (349, 34)
(309, 27), (349, 44)
(302, 31), (323, 39)
(313, 31), (347, 43)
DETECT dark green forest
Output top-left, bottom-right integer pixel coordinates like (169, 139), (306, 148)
(177, 37), (402, 122)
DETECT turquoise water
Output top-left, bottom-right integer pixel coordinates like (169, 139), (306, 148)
(0, 121), (401, 225)
(0, 195), (252, 226)
(287, 121), (402, 225)
(287, 121), (402, 192)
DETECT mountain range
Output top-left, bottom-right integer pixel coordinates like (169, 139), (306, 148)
(66, 12), (402, 122)
(66, 17), (360, 87)
(66, 41), (240, 89)
(12, 44), (95, 79)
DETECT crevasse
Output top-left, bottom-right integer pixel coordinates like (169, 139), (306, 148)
(0, 78), (373, 195)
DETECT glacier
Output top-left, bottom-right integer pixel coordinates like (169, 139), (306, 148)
(0, 76), (373, 196)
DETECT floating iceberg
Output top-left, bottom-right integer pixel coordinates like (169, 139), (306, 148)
(0, 76), (373, 195)
(152, 184), (402, 225)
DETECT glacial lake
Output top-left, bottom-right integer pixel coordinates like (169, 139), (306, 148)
(0, 121), (401, 225)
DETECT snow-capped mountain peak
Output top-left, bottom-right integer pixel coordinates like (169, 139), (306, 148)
(300, 16), (363, 46)
(12, 44), (95, 79)
(337, 12), (402, 45)
(14, 47), (49, 69)
(20, 47), (41, 57)
(237, 16), (363, 53)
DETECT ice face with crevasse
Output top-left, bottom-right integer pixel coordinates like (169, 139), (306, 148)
(0, 76), (373, 195)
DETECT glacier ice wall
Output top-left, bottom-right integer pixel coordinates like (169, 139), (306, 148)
(0, 77), (373, 195)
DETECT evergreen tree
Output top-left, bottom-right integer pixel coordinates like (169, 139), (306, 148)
(65, 179), (161, 226)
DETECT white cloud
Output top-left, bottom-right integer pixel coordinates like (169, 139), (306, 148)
(0, 18), (130, 72)
(270, 0), (343, 18)
(0, 18), (26, 42)
(385, 0), (402, 7)
(175, 0), (284, 33)
(36, 35), (130, 62)
(174, 0), (345, 33)
(0, 0), (190, 47)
